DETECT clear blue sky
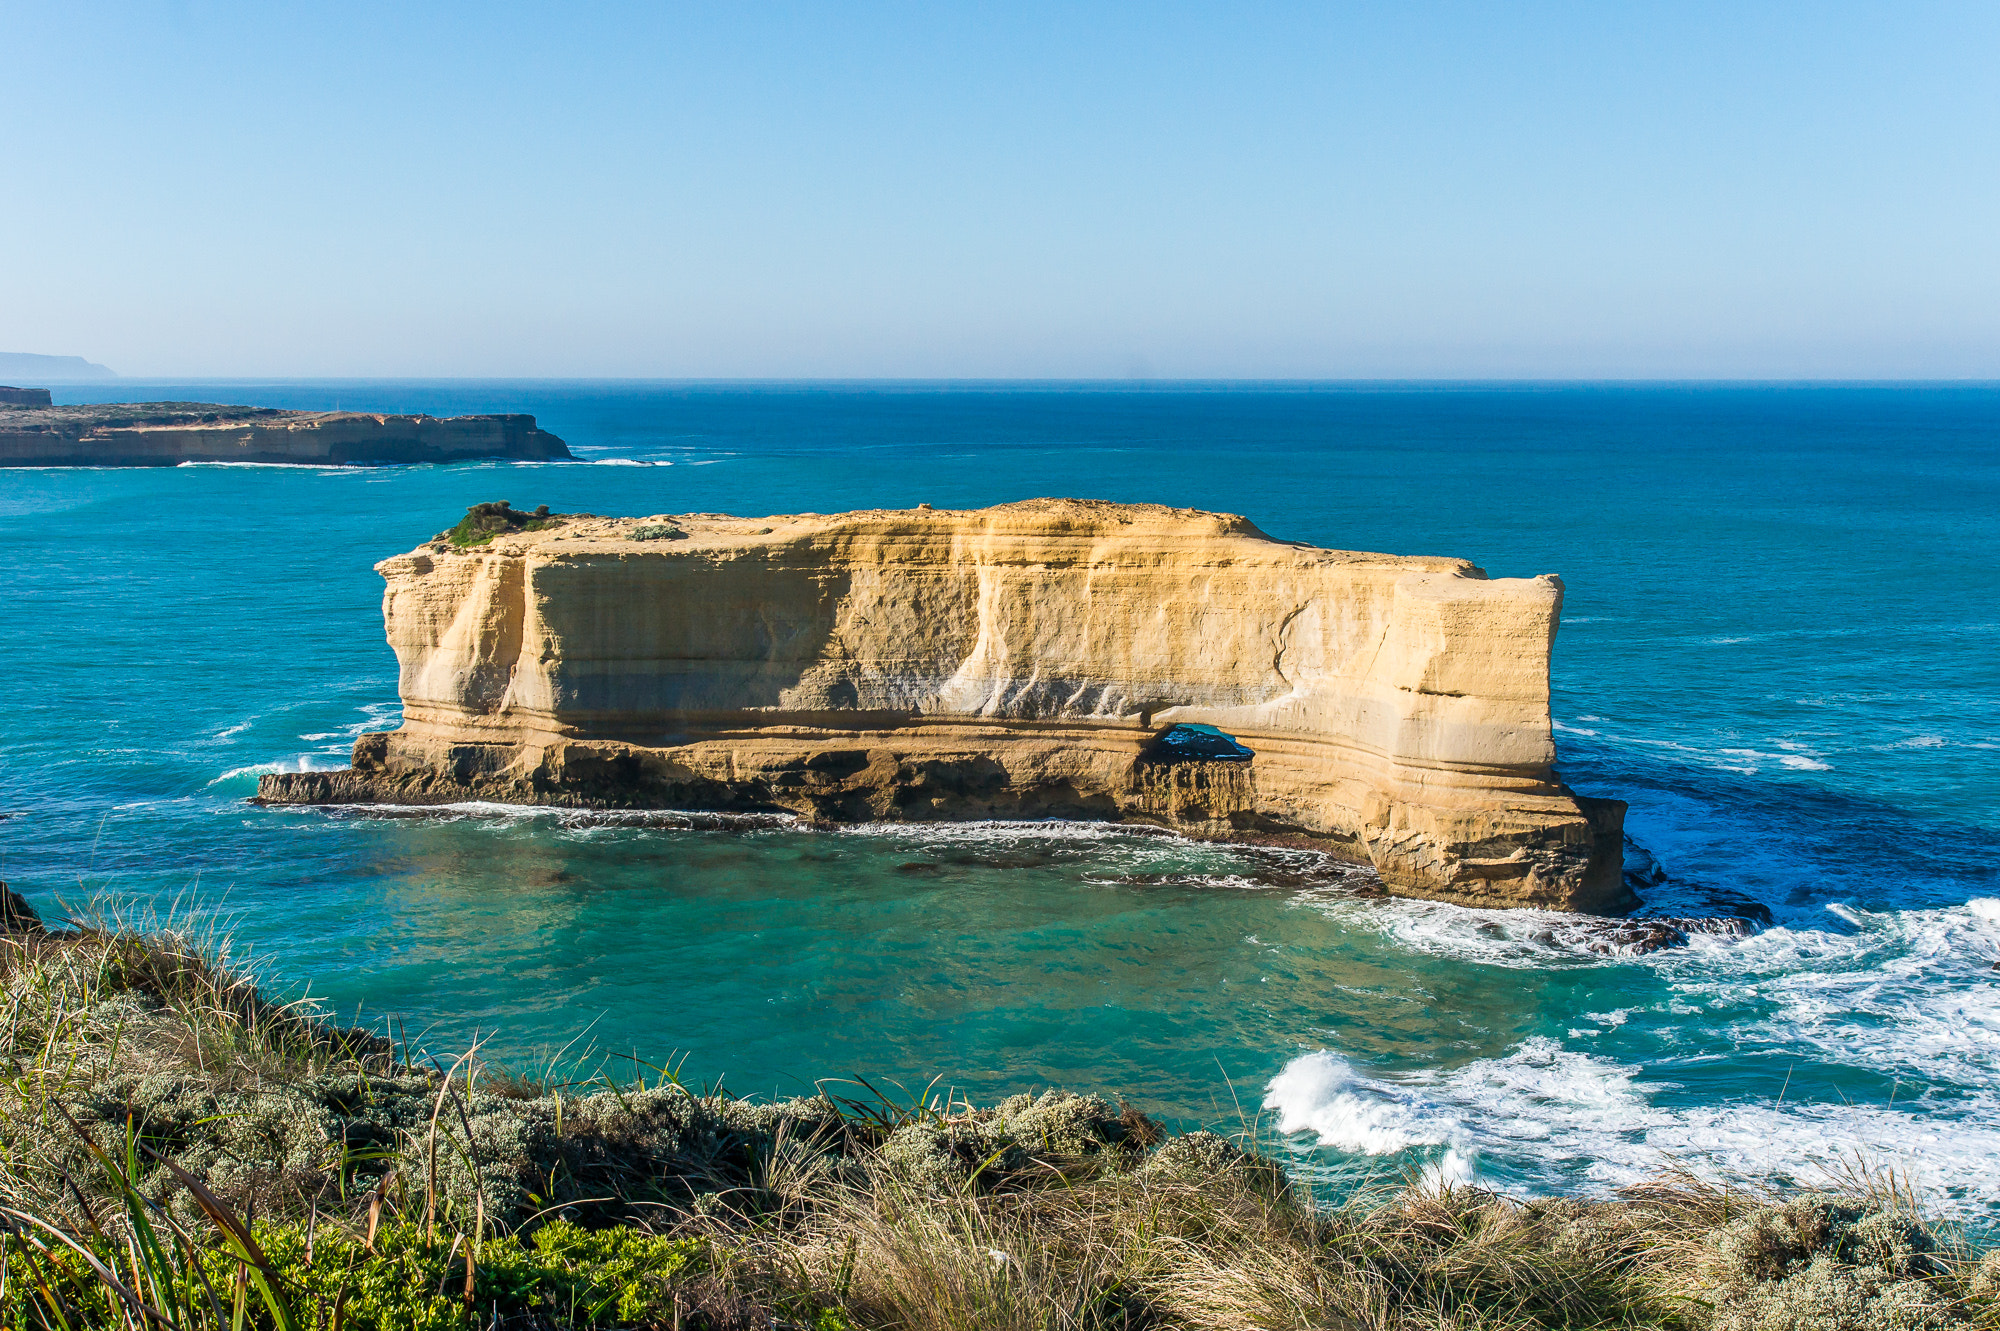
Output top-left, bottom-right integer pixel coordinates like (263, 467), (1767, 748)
(4, 2), (1997, 378)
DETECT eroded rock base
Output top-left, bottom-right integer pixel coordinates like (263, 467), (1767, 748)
(259, 724), (1634, 915)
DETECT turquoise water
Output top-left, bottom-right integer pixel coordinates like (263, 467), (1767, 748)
(4, 382), (1997, 1214)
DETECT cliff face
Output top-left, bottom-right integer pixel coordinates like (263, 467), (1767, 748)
(0, 403), (569, 465)
(260, 499), (1629, 912)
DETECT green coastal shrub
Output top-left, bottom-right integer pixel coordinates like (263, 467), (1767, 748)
(444, 501), (562, 547)
(1702, 1195), (1968, 1331)
(0, 1219), (742, 1330)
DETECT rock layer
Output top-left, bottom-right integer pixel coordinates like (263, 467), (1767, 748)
(260, 499), (1629, 912)
(0, 402), (569, 466)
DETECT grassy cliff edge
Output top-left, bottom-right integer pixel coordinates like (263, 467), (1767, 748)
(0, 895), (1993, 1331)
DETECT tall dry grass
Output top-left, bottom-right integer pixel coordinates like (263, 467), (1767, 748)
(0, 895), (1993, 1330)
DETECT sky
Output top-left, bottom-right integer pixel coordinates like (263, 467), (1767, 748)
(3, 2), (1998, 379)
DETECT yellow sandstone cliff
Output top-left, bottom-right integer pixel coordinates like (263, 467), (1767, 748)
(259, 499), (1629, 912)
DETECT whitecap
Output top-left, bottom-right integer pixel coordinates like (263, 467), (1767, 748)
(1263, 1039), (2000, 1215)
(207, 754), (329, 785)
(1265, 1050), (1446, 1154)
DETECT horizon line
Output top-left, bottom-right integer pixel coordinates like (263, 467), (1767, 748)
(32, 375), (2000, 388)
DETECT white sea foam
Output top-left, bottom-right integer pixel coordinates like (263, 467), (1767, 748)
(300, 801), (798, 832)
(208, 754), (330, 785)
(837, 818), (1175, 847)
(1263, 1039), (2000, 1214)
(1560, 724), (1846, 778)
(1284, 880), (2000, 1216)
(175, 460), (344, 469)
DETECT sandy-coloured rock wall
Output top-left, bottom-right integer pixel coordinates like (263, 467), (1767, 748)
(260, 499), (1629, 912)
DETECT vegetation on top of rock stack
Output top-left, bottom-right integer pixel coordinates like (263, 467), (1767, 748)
(0, 888), (1994, 1330)
(444, 500), (568, 547)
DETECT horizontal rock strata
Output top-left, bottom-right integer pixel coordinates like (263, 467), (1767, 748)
(260, 499), (1630, 912)
(0, 402), (569, 465)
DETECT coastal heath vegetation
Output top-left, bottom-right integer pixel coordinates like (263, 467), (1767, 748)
(444, 501), (567, 548)
(0, 889), (1994, 1331)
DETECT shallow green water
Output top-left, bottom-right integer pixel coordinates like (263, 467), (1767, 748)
(4, 381), (1996, 1214)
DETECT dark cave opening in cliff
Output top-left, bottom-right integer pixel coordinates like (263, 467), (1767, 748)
(1148, 723), (1255, 763)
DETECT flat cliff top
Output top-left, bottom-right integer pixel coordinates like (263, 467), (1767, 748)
(425, 497), (1482, 574)
(0, 402), (499, 436)
(0, 402), (296, 434)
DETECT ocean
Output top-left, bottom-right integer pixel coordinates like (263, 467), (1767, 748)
(3, 381), (1996, 1217)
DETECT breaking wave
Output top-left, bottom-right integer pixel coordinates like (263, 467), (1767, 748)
(1263, 1039), (2000, 1218)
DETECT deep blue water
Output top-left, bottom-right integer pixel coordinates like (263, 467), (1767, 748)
(3, 382), (1997, 1213)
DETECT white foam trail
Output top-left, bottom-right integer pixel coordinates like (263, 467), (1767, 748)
(294, 801), (799, 832)
(837, 818), (1180, 847)
(175, 460), (344, 469)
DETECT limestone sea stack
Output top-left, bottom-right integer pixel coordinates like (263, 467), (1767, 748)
(0, 402), (569, 466)
(259, 499), (1630, 913)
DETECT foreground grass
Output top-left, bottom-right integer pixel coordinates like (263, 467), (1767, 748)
(0, 898), (1995, 1330)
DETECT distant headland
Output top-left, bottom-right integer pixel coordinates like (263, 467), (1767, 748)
(0, 400), (571, 466)
(0, 351), (115, 381)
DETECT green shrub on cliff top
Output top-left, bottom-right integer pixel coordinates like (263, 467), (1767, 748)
(444, 500), (562, 547)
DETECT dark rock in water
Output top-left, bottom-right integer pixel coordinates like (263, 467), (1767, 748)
(1620, 835), (1774, 925)
(1146, 724), (1255, 763)
(1531, 914), (1760, 956)
(0, 885), (45, 933)
(0, 386), (52, 407)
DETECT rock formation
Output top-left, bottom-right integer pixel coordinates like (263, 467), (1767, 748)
(0, 402), (569, 466)
(0, 386), (52, 407)
(260, 499), (1630, 912)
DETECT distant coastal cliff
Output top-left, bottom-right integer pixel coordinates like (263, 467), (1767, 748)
(0, 351), (114, 381)
(0, 401), (570, 465)
(261, 498), (1629, 913)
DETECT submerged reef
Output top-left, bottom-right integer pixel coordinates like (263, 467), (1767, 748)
(0, 896), (1991, 1330)
(261, 498), (1630, 913)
